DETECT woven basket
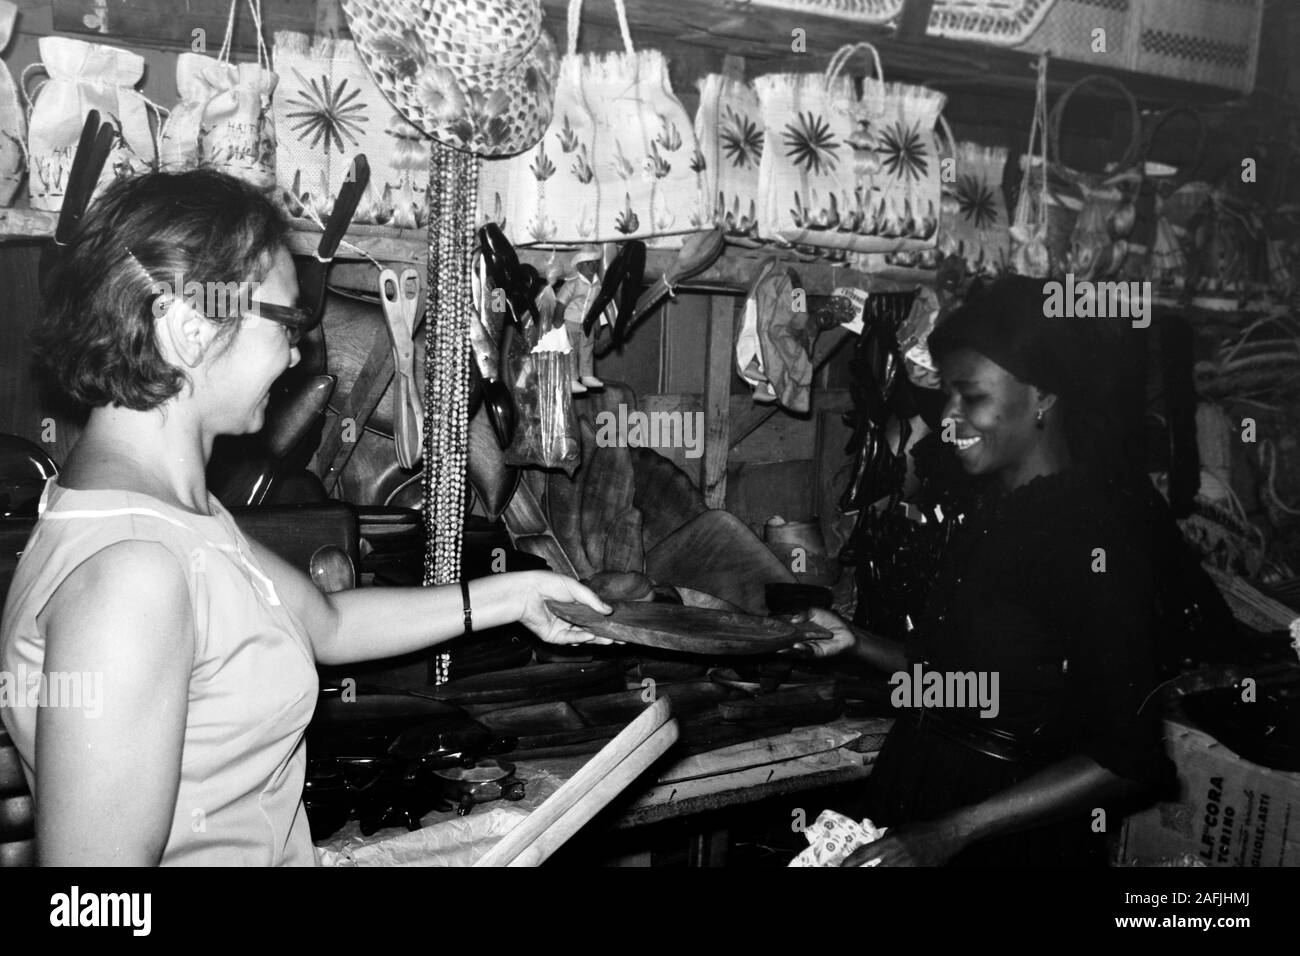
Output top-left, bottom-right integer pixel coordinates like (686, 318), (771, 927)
(1130, 0), (1263, 94)
(1017, 0), (1263, 93)
(741, 0), (904, 23)
(1016, 0), (1133, 64)
(926, 0), (1060, 46)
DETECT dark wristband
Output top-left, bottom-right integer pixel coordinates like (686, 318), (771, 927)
(461, 579), (473, 635)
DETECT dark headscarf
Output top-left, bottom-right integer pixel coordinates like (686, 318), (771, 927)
(926, 274), (1144, 480)
(926, 275), (1079, 399)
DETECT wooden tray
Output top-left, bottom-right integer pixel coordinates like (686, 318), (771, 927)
(569, 681), (732, 726)
(546, 600), (805, 656)
(413, 661), (626, 706)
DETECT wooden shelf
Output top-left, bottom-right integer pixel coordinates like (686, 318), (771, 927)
(315, 231), (936, 297)
(0, 206), (56, 238)
(17, 204), (1289, 308)
(0, 205), (932, 295)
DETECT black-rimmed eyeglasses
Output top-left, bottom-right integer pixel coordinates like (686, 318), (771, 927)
(244, 302), (313, 347)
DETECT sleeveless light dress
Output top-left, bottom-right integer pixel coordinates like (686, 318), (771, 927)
(0, 479), (319, 865)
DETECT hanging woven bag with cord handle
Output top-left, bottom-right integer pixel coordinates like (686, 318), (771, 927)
(755, 42), (947, 255)
(159, 0), (277, 189)
(1121, 105), (1208, 283)
(478, 0), (704, 247)
(1049, 74), (1143, 280)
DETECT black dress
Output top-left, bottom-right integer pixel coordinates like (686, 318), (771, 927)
(859, 467), (1176, 867)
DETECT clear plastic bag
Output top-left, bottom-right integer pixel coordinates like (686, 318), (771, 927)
(504, 343), (581, 474)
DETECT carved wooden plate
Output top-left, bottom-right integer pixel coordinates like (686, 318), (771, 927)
(547, 600), (806, 656)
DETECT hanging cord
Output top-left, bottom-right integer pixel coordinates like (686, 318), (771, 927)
(1034, 54), (1049, 222)
(567, 0), (634, 56)
(1013, 54), (1050, 244)
(383, 471), (423, 507)
(217, 0), (239, 63)
(248, 0), (269, 69)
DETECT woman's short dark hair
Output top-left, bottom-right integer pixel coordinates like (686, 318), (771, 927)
(36, 169), (291, 410)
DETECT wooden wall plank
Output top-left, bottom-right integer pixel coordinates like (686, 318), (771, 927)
(702, 294), (734, 508)
(725, 458), (815, 537)
(54, 0), (321, 52)
(728, 388), (850, 465)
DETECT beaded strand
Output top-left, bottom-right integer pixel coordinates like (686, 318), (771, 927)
(422, 140), (478, 684)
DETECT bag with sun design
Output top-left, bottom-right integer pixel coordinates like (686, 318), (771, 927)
(693, 73), (764, 245)
(936, 141), (1012, 277)
(159, 0), (277, 190)
(478, 0), (704, 247)
(753, 43), (946, 255)
(271, 30), (431, 228)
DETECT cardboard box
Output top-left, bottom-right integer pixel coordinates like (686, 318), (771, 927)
(1118, 716), (1300, 867)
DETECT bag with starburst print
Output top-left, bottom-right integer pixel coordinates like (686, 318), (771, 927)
(272, 30), (431, 228)
(937, 141), (1011, 277)
(694, 73), (764, 245)
(477, 0), (705, 248)
(753, 43), (947, 255)
(159, 0), (277, 190)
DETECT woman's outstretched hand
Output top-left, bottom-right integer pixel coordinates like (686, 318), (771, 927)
(841, 820), (968, 868)
(782, 607), (910, 674)
(785, 607), (857, 658)
(514, 571), (615, 645)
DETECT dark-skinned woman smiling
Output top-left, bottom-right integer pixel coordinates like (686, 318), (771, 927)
(795, 275), (1188, 867)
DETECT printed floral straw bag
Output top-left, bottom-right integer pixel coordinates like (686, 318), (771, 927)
(0, 0), (24, 206)
(159, 0), (277, 189)
(754, 42), (946, 255)
(272, 30), (431, 227)
(23, 36), (163, 211)
(481, 0), (704, 246)
(694, 72), (764, 245)
(936, 139), (1011, 276)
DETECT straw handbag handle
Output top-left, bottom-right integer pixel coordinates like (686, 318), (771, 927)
(936, 114), (957, 163)
(824, 42), (886, 119)
(19, 61), (47, 120)
(824, 42), (884, 87)
(1141, 106), (1208, 183)
(567, 0), (634, 57)
(1048, 74), (1142, 172)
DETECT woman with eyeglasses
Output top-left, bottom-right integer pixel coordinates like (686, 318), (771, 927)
(0, 170), (613, 866)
